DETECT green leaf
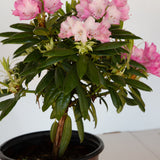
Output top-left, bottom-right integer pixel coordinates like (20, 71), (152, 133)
(125, 79), (152, 91)
(24, 50), (42, 63)
(2, 37), (40, 44)
(38, 57), (65, 69)
(76, 55), (88, 79)
(50, 121), (58, 143)
(35, 71), (54, 93)
(0, 98), (17, 121)
(59, 115), (72, 157)
(55, 67), (64, 89)
(109, 88), (122, 109)
(46, 15), (59, 29)
(129, 91), (145, 112)
(124, 97), (137, 106)
(110, 75), (126, 86)
(110, 29), (141, 39)
(0, 89), (12, 98)
(10, 23), (35, 32)
(73, 105), (84, 143)
(33, 27), (49, 36)
(43, 48), (75, 57)
(76, 84), (90, 120)
(42, 88), (61, 112)
(125, 68), (147, 78)
(94, 42), (128, 51)
(99, 97), (108, 111)
(89, 103), (97, 128)
(55, 93), (71, 120)
(87, 60), (99, 85)
(10, 32), (33, 39)
(14, 42), (40, 57)
(0, 32), (17, 37)
(130, 60), (146, 70)
(63, 67), (79, 95)
(66, 1), (71, 13)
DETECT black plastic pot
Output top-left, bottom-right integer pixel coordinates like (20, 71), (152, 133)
(0, 131), (104, 160)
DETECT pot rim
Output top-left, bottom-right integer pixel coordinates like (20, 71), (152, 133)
(0, 130), (104, 160)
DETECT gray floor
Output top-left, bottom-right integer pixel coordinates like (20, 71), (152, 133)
(99, 129), (160, 160)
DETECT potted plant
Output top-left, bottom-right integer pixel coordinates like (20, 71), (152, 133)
(0, 0), (160, 159)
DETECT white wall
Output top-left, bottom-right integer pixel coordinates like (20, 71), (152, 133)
(1, 0), (160, 144)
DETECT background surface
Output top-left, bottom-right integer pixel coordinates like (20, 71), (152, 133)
(0, 0), (160, 144)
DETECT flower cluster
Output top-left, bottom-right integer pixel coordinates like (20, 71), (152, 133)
(59, 0), (129, 43)
(131, 42), (160, 77)
(12, 0), (62, 20)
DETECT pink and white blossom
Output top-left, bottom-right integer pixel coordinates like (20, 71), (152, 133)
(89, 0), (108, 19)
(44, 0), (63, 14)
(72, 21), (87, 44)
(76, 0), (91, 20)
(118, 4), (130, 21)
(131, 42), (160, 77)
(84, 16), (100, 39)
(106, 5), (121, 24)
(12, 0), (40, 20)
(112, 0), (127, 8)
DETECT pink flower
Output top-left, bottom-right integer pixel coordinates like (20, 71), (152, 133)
(89, 0), (108, 19)
(76, 0), (91, 20)
(131, 42), (160, 77)
(94, 23), (111, 43)
(106, 5), (121, 24)
(12, 0), (40, 20)
(72, 21), (87, 44)
(84, 16), (100, 39)
(58, 17), (76, 39)
(112, 0), (127, 8)
(118, 4), (130, 21)
(44, 0), (63, 14)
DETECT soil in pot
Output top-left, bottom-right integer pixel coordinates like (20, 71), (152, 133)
(0, 131), (104, 160)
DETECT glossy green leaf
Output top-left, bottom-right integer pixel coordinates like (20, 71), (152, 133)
(125, 68), (147, 78)
(24, 50), (42, 63)
(35, 71), (54, 93)
(59, 115), (72, 157)
(89, 103), (97, 128)
(129, 91), (145, 112)
(43, 48), (75, 57)
(87, 60), (99, 85)
(99, 97), (108, 111)
(73, 105), (84, 143)
(0, 32), (17, 37)
(0, 98), (17, 121)
(10, 23), (35, 31)
(76, 55), (88, 79)
(55, 93), (71, 120)
(55, 67), (64, 89)
(42, 88), (61, 112)
(110, 29), (141, 39)
(14, 42), (40, 57)
(66, 1), (71, 13)
(130, 60), (146, 70)
(10, 32), (33, 39)
(33, 27), (49, 36)
(125, 79), (152, 91)
(2, 37), (40, 44)
(94, 42), (128, 51)
(109, 88), (122, 109)
(110, 75), (126, 86)
(63, 67), (79, 95)
(50, 121), (58, 143)
(38, 57), (65, 69)
(76, 84), (90, 120)
(124, 97), (137, 106)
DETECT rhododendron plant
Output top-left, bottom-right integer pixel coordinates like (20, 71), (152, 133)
(0, 0), (160, 159)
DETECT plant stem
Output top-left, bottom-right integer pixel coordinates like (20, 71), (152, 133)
(52, 114), (67, 159)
